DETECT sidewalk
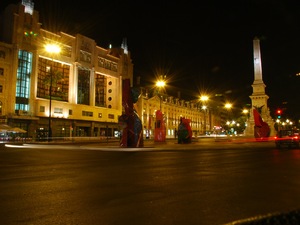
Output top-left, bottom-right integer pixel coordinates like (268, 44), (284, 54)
(1, 135), (275, 149)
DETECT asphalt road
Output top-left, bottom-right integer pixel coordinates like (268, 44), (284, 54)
(1, 138), (300, 225)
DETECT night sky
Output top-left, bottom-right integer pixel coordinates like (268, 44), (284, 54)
(1, 0), (300, 119)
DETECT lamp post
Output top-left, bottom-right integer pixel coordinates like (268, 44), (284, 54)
(224, 102), (232, 134)
(45, 44), (61, 141)
(156, 78), (166, 111)
(200, 95), (209, 135)
(242, 109), (249, 115)
(154, 76), (166, 142)
(225, 103), (232, 116)
(242, 108), (249, 134)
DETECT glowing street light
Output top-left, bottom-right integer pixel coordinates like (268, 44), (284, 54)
(242, 109), (249, 114)
(200, 95), (209, 135)
(225, 103), (232, 109)
(156, 78), (166, 111)
(224, 103), (233, 125)
(45, 44), (61, 54)
(154, 76), (166, 142)
(200, 95), (209, 102)
(45, 43), (61, 141)
(156, 80), (166, 88)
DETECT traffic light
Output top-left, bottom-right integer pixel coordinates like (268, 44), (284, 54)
(276, 109), (282, 119)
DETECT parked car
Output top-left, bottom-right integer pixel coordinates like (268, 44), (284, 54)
(275, 129), (300, 149)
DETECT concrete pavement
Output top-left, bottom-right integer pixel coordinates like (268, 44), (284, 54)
(2, 135), (276, 150)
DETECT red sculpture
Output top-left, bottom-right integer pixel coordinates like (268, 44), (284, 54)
(253, 108), (270, 140)
(119, 79), (143, 147)
(177, 117), (192, 144)
(154, 110), (166, 142)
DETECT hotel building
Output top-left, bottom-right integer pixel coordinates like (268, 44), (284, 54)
(0, 0), (219, 141)
(0, 0), (133, 140)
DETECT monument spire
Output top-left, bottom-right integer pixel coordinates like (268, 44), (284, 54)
(244, 37), (275, 137)
(253, 37), (263, 82)
(251, 37), (266, 95)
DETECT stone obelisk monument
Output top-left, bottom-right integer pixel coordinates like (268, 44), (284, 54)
(244, 37), (275, 137)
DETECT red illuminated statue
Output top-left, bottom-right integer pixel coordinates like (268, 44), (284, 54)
(154, 110), (166, 142)
(119, 79), (143, 147)
(253, 108), (270, 140)
(177, 117), (192, 144)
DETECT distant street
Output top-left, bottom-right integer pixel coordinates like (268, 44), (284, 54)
(1, 138), (300, 225)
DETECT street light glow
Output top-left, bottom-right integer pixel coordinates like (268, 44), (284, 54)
(155, 77), (166, 111)
(242, 109), (249, 114)
(200, 95), (209, 102)
(200, 95), (209, 135)
(156, 80), (165, 88)
(225, 103), (232, 109)
(45, 44), (61, 54)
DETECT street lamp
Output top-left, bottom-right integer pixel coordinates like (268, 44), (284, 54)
(154, 76), (166, 142)
(224, 103), (232, 118)
(224, 103), (233, 133)
(45, 44), (61, 141)
(156, 78), (166, 111)
(225, 103), (232, 118)
(242, 109), (249, 114)
(225, 103), (232, 110)
(200, 95), (209, 135)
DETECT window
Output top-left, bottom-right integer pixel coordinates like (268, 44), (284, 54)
(104, 60), (111, 70)
(108, 114), (114, 119)
(111, 63), (118, 72)
(77, 67), (90, 105)
(95, 73), (106, 107)
(61, 45), (72, 58)
(69, 109), (72, 115)
(40, 106), (45, 112)
(54, 108), (63, 114)
(98, 113), (102, 118)
(0, 85), (2, 93)
(98, 57), (104, 67)
(15, 50), (32, 111)
(80, 50), (91, 63)
(37, 57), (70, 102)
(0, 68), (3, 75)
(82, 111), (93, 117)
(97, 57), (118, 72)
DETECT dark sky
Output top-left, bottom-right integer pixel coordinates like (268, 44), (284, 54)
(1, 0), (300, 118)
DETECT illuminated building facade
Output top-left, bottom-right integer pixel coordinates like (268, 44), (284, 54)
(0, 1), (132, 139)
(134, 87), (219, 138)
